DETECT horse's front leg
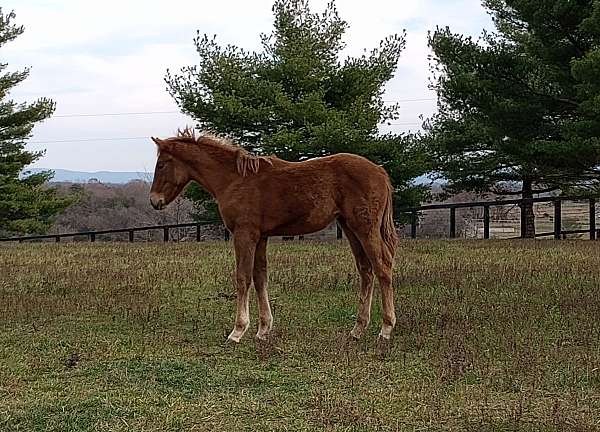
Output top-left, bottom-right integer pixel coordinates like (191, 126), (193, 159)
(254, 237), (273, 340)
(227, 229), (259, 343)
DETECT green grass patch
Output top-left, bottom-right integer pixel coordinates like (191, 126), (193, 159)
(1, 240), (600, 431)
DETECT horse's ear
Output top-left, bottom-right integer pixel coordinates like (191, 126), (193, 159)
(152, 137), (172, 153)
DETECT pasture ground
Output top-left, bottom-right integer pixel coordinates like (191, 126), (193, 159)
(1, 240), (599, 431)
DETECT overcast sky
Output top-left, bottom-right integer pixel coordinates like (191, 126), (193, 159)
(4, 0), (493, 172)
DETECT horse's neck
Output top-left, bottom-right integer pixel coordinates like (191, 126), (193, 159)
(185, 147), (238, 198)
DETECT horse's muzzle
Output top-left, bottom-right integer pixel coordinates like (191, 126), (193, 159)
(150, 194), (165, 210)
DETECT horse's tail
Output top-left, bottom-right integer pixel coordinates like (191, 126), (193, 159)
(381, 177), (398, 256)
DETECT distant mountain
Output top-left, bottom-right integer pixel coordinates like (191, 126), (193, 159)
(24, 168), (437, 185)
(26, 168), (153, 184)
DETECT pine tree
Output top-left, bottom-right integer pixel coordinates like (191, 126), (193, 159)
(0, 9), (71, 235)
(167, 0), (429, 220)
(425, 0), (600, 237)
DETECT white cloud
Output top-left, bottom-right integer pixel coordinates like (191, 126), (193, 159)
(2, 0), (492, 171)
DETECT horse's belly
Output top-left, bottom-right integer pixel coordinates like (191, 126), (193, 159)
(266, 219), (333, 236)
(262, 202), (337, 236)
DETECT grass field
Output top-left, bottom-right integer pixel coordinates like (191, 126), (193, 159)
(1, 240), (600, 431)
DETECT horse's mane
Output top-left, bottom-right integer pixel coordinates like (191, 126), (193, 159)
(173, 127), (273, 177)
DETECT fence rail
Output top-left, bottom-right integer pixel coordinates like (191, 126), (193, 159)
(0, 221), (227, 243)
(1, 196), (598, 243)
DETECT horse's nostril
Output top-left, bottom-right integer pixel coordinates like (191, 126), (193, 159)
(150, 194), (165, 210)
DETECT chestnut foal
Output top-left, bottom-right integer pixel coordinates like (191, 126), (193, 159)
(150, 129), (398, 342)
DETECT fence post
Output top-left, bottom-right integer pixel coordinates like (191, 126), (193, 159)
(519, 202), (526, 238)
(55, 236), (60, 243)
(128, 230), (134, 242)
(196, 223), (201, 242)
(224, 229), (230, 241)
(90, 233), (95, 242)
(554, 199), (562, 240)
(449, 207), (456, 238)
(411, 210), (417, 239)
(590, 198), (596, 240)
(483, 205), (490, 239)
(163, 227), (169, 242)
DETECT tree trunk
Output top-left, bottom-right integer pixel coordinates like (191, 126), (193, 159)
(521, 179), (536, 238)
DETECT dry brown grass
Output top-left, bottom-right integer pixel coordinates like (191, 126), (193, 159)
(1, 240), (600, 431)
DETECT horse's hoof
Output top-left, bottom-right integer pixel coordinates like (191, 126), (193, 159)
(255, 333), (269, 342)
(350, 326), (364, 340)
(375, 334), (392, 355)
(226, 333), (242, 344)
(377, 334), (391, 343)
(349, 331), (361, 340)
(378, 326), (393, 341)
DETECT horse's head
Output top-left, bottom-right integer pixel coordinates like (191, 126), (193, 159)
(149, 137), (191, 210)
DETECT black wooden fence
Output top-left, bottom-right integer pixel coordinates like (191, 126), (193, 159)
(0, 221), (228, 243)
(0, 196), (597, 243)
(401, 195), (598, 240)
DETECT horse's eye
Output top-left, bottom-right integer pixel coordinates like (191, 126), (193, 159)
(157, 162), (165, 170)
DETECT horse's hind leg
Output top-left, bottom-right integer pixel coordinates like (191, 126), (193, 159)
(253, 237), (273, 340)
(228, 229), (259, 343)
(339, 220), (375, 340)
(354, 230), (396, 340)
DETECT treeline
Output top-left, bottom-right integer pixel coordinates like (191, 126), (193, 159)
(50, 181), (194, 238)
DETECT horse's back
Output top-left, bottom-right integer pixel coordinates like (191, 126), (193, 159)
(259, 153), (390, 205)
(278, 153), (387, 181)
